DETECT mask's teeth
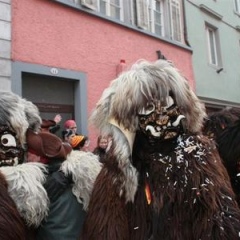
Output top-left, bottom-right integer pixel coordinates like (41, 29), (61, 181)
(13, 157), (18, 166)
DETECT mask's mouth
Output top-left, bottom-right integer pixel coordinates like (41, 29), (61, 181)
(0, 156), (19, 167)
(143, 115), (185, 140)
(0, 147), (23, 167)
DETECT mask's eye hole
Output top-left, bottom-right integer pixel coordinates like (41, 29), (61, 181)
(1, 134), (17, 147)
(139, 103), (155, 115)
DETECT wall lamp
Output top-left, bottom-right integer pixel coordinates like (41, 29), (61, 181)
(216, 68), (223, 74)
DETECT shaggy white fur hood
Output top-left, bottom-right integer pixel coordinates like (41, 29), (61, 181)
(61, 150), (102, 210)
(0, 162), (49, 226)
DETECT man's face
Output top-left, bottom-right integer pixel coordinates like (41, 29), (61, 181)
(138, 96), (185, 142)
(0, 125), (24, 167)
(68, 125), (77, 134)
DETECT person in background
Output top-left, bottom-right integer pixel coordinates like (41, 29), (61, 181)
(64, 119), (78, 134)
(92, 135), (109, 163)
(26, 130), (90, 240)
(70, 135), (90, 152)
(62, 129), (75, 144)
(41, 114), (62, 134)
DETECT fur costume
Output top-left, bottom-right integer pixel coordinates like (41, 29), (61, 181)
(0, 91), (49, 239)
(202, 107), (240, 140)
(203, 109), (240, 206)
(81, 60), (240, 240)
(0, 91), (102, 239)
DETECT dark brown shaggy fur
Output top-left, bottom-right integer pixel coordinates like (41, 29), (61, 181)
(203, 107), (240, 139)
(80, 150), (129, 240)
(129, 132), (240, 239)
(217, 119), (240, 205)
(203, 108), (240, 206)
(83, 60), (240, 239)
(0, 171), (27, 240)
(81, 132), (240, 239)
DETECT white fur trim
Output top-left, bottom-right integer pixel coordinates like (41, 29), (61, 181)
(61, 151), (102, 210)
(0, 91), (42, 146)
(110, 125), (138, 202)
(109, 118), (136, 152)
(0, 162), (49, 226)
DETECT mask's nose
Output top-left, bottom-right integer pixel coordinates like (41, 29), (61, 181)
(156, 114), (169, 126)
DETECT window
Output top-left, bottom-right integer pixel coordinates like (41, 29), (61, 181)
(78, 0), (98, 10)
(136, 0), (183, 42)
(65, 0), (184, 43)
(100, 0), (123, 21)
(168, 0), (182, 42)
(75, 0), (132, 23)
(149, 0), (164, 36)
(234, 0), (240, 13)
(206, 24), (221, 66)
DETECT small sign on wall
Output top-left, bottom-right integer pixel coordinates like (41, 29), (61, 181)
(50, 68), (59, 75)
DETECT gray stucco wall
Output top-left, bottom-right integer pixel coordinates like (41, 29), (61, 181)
(0, 0), (11, 90)
(185, 0), (240, 107)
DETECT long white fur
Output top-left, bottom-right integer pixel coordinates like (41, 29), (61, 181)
(60, 150), (102, 210)
(0, 162), (49, 226)
(108, 124), (138, 202)
(0, 91), (42, 146)
(89, 59), (207, 202)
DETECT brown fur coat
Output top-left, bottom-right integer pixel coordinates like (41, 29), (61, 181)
(0, 172), (27, 240)
(81, 133), (240, 240)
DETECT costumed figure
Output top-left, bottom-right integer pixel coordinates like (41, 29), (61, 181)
(203, 108), (240, 206)
(26, 130), (101, 240)
(81, 60), (240, 240)
(0, 91), (48, 240)
(202, 107), (240, 140)
(0, 91), (102, 240)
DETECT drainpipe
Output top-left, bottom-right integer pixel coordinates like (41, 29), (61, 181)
(182, 0), (191, 47)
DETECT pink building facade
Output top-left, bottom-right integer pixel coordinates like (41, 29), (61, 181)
(10, 0), (194, 146)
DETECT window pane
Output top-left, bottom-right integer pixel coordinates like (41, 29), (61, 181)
(110, 1), (120, 19)
(168, 0), (182, 42)
(207, 27), (218, 65)
(171, 1), (181, 41)
(100, 0), (106, 14)
(235, 0), (240, 12)
(154, 1), (163, 36)
(136, 0), (149, 30)
(100, 0), (122, 20)
(209, 30), (217, 64)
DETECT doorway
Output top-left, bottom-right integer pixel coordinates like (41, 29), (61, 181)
(11, 61), (88, 136)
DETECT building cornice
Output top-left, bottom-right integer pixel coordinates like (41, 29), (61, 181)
(199, 4), (223, 20)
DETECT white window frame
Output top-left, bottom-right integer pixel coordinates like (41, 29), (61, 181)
(206, 25), (219, 66)
(70, 0), (185, 43)
(168, 0), (183, 42)
(136, 0), (184, 42)
(76, 0), (98, 10)
(136, 0), (149, 30)
(99, 0), (124, 21)
(234, 0), (240, 13)
(148, 0), (165, 36)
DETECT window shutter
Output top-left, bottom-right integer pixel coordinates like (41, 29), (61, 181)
(136, 0), (149, 30)
(123, 0), (133, 24)
(81, 0), (98, 11)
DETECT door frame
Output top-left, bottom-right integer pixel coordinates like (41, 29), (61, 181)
(11, 61), (88, 135)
